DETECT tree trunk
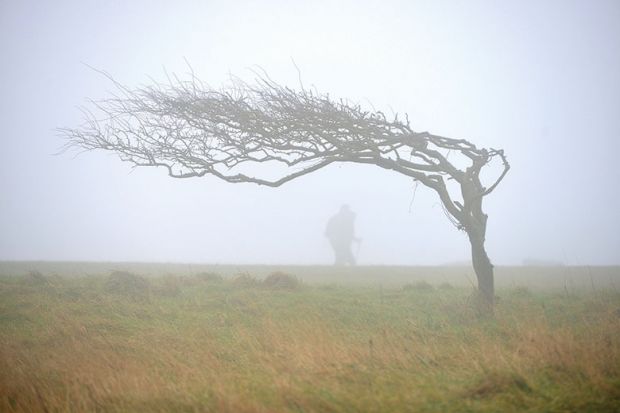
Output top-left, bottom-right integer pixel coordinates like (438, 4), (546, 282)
(468, 231), (494, 315)
(460, 175), (495, 316)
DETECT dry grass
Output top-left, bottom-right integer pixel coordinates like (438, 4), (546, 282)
(0, 273), (619, 412)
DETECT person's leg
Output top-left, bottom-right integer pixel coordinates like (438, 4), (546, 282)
(333, 243), (346, 265)
(344, 246), (356, 266)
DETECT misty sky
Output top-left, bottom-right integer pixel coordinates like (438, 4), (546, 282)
(1, 0), (619, 265)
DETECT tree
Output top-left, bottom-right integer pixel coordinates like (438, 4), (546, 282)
(61, 70), (510, 313)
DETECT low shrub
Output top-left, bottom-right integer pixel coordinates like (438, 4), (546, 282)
(194, 272), (223, 283)
(403, 280), (434, 291)
(231, 273), (259, 288)
(510, 286), (532, 296)
(438, 282), (454, 290)
(465, 371), (531, 399)
(25, 270), (48, 285)
(263, 271), (301, 290)
(104, 271), (150, 296)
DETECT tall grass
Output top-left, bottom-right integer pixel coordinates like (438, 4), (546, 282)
(1, 272), (619, 412)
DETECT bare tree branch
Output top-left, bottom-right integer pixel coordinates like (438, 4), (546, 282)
(60, 70), (510, 313)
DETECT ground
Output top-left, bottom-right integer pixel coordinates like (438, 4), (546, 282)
(1, 264), (619, 412)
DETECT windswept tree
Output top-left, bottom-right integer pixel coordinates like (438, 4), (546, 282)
(61, 70), (509, 312)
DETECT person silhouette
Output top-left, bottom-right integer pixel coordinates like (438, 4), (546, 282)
(325, 204), (360, 266)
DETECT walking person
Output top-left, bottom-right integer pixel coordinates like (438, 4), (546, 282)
(325, 204), (361, 266)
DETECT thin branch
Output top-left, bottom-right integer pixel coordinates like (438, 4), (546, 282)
(60, 69), (509, 233)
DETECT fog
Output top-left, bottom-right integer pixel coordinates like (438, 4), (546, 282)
(1, 0), (619, 266)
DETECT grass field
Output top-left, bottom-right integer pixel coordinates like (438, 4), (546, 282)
(1, 263), (619, 412)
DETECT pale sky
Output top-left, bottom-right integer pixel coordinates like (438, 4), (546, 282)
(1, 0), (619, 265)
